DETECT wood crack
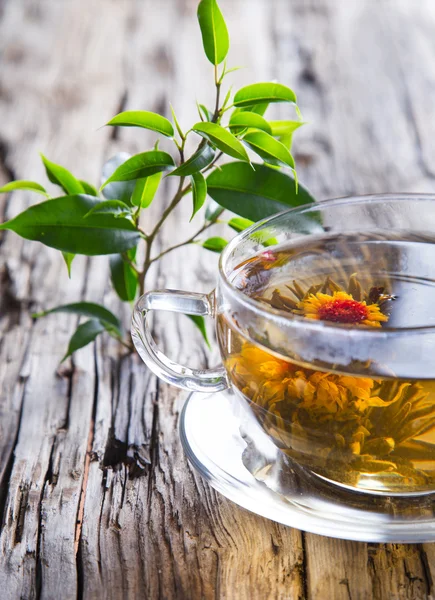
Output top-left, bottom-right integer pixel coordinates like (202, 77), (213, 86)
(0, 136), (16, 183)
(0, 386), (25, 533)
(74, 348), (99, 554)
(300, 531), (309, 600)
(146, 391), (160, 507)
(339, 576), (353, 600)
(35, 442), (56, 600)
(109, 89), (129, 141)
(418, 544), (434, 598)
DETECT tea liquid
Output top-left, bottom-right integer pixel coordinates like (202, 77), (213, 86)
(218, 232), (435, 494)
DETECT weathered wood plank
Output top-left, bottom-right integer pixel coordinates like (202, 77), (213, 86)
(1, 1), (435, 599)
(0, 1), (132, 598)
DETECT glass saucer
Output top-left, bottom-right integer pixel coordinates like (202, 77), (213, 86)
(179, 389), (435, 543)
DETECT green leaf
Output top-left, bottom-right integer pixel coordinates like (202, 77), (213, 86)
(100, 151), (174, 190)
(62, 252), (75, 278)
(190, 172), (207, 221)
(206, 162), (316, 221)
(269, 120), (305, 137)
(192, 123), (250, 163)
(62, 319), (105, 362)
(243, 131), (295, 169)
(170, 104), (185, 140)
(233, 83), (297, 107)
(227, 218), (277, 246)
(202, 236), (228, 252)
(187, 315), (211, 349)
(199, 104), (212, 122)
(106, 110), (174, 137)
(0, 195), (140, 255)
(229, 112), (272, 134)
(101, 153), (136, 204)
(227, 217), (254, 232)
(40, 154), (85, 195)
(84, 199), (132, 218)
(239, 103), (269, 117)
(0, 180), (48, 196)
(79, 180), (98, 196)
(269, 121), (305, 150)
(131, 172), (162, 208)
(205, 199), (224, 222)
(223, 65), (243, 77)
(169, 143), (215, 177)
(197, 0), (229, 65)
(33, 301), (121, 332)
(221, 86), (232, 110)
(110, 253), (138, 302)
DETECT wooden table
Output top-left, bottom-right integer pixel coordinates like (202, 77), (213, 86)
(1, 1), (435, 598)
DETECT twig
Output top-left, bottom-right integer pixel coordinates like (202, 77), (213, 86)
(149, 221), (215, 264)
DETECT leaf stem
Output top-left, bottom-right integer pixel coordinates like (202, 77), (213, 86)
(110, 331), (134, 352)
(221, 103), (234, 114)
(202, 151), (224, 174)
(137, 226), (148, 239)
(121, 253), (141, 275)
(138, 66), (224, 297)
(213, 66), (222, 122)
(149, 220), (215, 264)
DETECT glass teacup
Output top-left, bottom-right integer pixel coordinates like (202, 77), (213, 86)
(132, 194), (435, 496)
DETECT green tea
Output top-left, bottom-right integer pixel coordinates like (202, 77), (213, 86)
(218, 232), (435, 494)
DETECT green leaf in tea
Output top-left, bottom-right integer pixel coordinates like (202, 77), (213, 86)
(0, 180), (49, 196)
(229, 112), (272, 134)
(84, 199), (132, 218)
(131, 172), (162, 208)
(106, 110), (175, 138)
(100, 151), (175, 189)
(206, 162), (315, 221)
(40, 154), (85, 195)
(187, 314), (211, 349)
(0, 195), (140, 255)
(62, 252), (75, 278)
(33, 301), (122, 331)
(202, 236), (228, 252)
(110, 253), (138, 302)
(197, 0), (229, 66)
(190, 172), (207, 221)
(169, 143), (215, 177)
(192, 122), (250, 163)
(243, 131), (295, 169)
(233, 83), (297, 107)
(62, 319), (106, 362)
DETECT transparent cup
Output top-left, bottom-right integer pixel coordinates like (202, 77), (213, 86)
(132, 194), (435, 496)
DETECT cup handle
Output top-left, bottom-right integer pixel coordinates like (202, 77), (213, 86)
(131, 290), (229, 392)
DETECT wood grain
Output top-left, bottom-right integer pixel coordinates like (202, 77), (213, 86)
(0, 1), (435, 599)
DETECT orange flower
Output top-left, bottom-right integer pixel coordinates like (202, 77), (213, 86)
(296, 291), (388, 328)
